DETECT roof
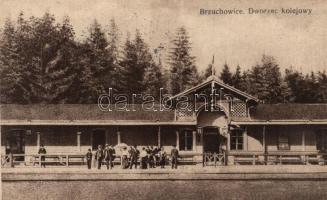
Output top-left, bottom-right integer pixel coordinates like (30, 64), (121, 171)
(231, 104), (327, 125)
(169, 75), (259, 103)
(1, 103), (327, 126)
(0, 104), (194, 125)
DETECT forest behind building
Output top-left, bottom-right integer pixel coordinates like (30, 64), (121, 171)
(0, 12), (326, 104)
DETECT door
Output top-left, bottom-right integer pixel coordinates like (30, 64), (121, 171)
(203, 127), (220, 153)
(6, 130), (25, 161)
(92, 129), (106, 150)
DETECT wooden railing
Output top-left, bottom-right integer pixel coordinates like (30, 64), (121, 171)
(1, 153), (87, 167)
(1, 153), (202, 168)
(203, 152), (226, 167)
(229, 151), (327, 165)
(2, 151), (327, 168)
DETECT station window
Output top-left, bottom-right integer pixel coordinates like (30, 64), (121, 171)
(230, 130), (243, 150)
(179, 130), (193, 151)
(278, 133), (290, 150)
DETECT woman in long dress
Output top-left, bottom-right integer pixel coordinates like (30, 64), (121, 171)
(121, 147), (129, 169)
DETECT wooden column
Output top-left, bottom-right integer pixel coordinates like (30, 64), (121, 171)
(302, 130), (306, 163)
(243, 127), (248, 151)
(176, 131), (179, 150)
(262, 126), (266, 152)
(158, 126), (161, 147)
(302, 131), (306, 151)
(105, 130), (109, 145)
(192, 130), (197, 151)
(262, 126), (267, 164)
(37, 132), (40, 150)
(77, 131), (81, 152)
(117, 131), (121, 144)
(227, 132), (231, 151)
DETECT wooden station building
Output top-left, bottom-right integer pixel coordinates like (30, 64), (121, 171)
(1, 76), (327, 165)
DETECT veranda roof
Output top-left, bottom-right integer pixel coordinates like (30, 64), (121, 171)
(1, 103), (327, 125)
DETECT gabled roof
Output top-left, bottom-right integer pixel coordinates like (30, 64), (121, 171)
(169, 75), (259, 103)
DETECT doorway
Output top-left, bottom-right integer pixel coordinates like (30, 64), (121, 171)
(92, 129), (106, 150)
(5, 130), (25, 161)
(203, 127), (220, 153)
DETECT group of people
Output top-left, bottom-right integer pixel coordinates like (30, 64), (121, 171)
(86, 144), (179, 170)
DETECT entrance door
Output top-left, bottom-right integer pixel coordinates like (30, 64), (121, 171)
(6, 130), (25, 161)
(92, 130), (106, 150)
(203, 127), (220, 153)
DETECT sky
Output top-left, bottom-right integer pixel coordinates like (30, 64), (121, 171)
(0, 0), (326, 74)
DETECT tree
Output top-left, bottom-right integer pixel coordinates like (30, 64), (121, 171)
(232, 65), (242, 89)
(316, 71), (327, 103)
(0, 12), (77, 103)
(119, 30), (156, 96)
(168, 27), (199, 94)
(0, 18), (23, 103)
(107, 18), (122, 92)
(247, 55), (283, 103)
(143, 58), (163, 98)
(220, 63), (232, 85)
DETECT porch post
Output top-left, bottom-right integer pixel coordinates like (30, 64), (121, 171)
(243, 127), (248, 151)
(77, 131), (81, 152)
(117, 131), (121, 144)
(302, 131), (306, 151)
(105, 130), (109, 145)
(37, 132), (40, 150)
(158, 126), (161, 147)
(176, 131), (179, 150)
(192, 130), (196, 151)
(262, 126), (267, 164)
(302, 130), (306, 163)
(227, 132), (231, 151)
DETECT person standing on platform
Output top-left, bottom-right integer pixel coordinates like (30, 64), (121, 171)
(121, 146), (129, 169)
(129, 145), (139, 169)
(95, 145), (104, 170)
(107, 145), (116, 169)
(86, 149), (92, 169)
(140, 147), (148, 169)
(159, 146), (167, 168)
(104, 144), (110, 170)
(171, 145), (179, 169)
(38, 144), (47, 168)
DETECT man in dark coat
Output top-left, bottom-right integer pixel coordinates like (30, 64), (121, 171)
(170, 145), (179, 169)
(159, 146), (167, 168)
(86, 149), (92, 169)
(38, 144), (47, 168)
(95, 145), (104, 169)
(129, 145), (139, 169)
(105, 144), (116, 169)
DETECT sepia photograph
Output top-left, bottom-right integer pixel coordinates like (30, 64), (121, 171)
(0, 0), (327, 199)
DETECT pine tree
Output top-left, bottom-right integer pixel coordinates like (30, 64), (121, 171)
(28, 13), (76, 103)
(0, 12), (77, 103)
(119, 30), (155, 95)
(316, 71), (327, 103)
(143, 58), (163, 98)
(168, 27), (199, 94)
(107, 18), (121, 92)
(220, 63), (232, 85)
(247, 55), (283, 103)
(86, 20), (111, 90)
(232, 65), (242, 89)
